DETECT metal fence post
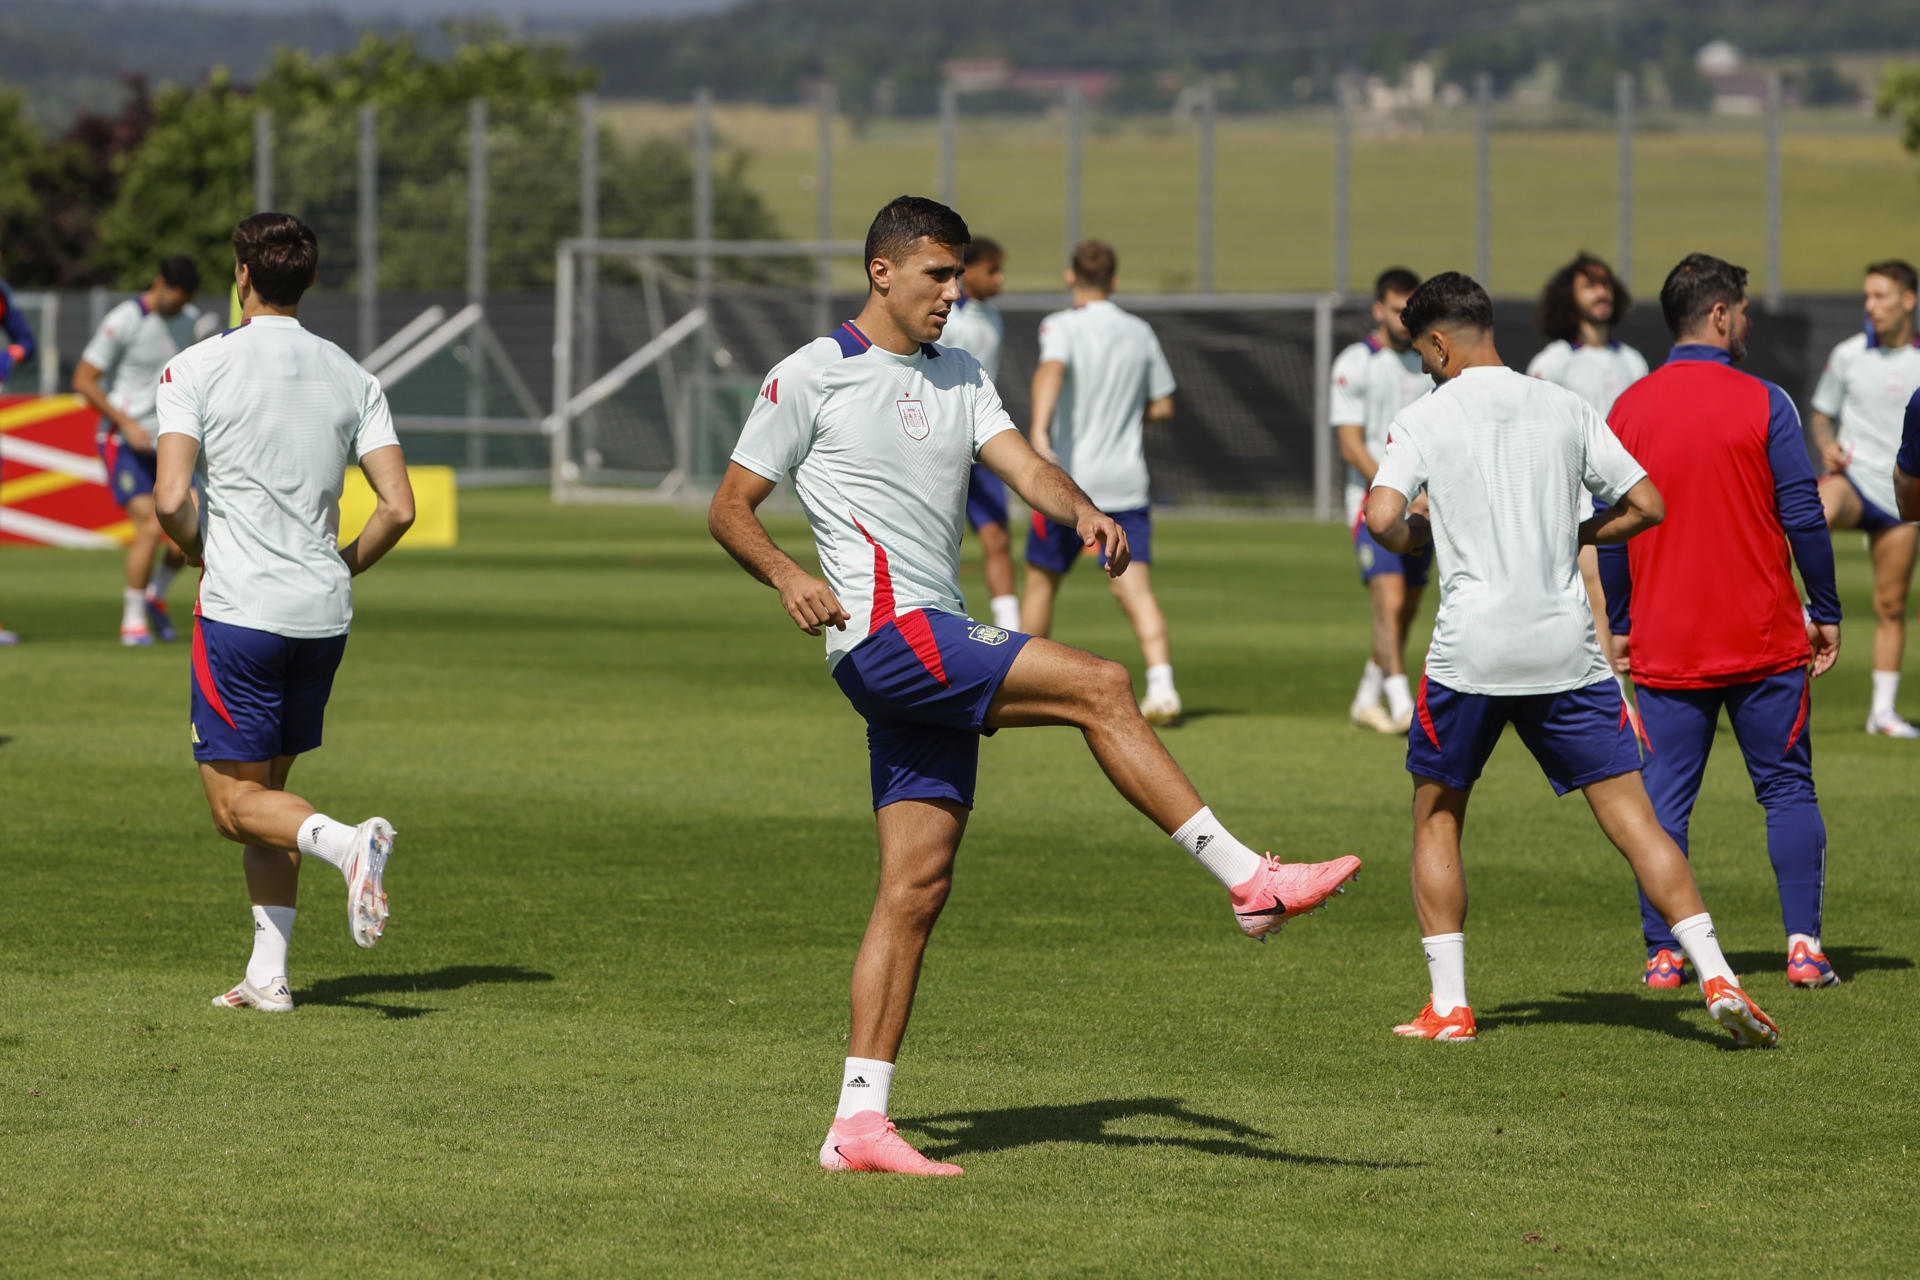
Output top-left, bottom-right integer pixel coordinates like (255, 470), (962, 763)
(1474, 73), (1491, 286)
(551, 243), (574, 501)
(1332, 72), (1351, 297)
(357, 103), (377, 359)
(1615, 72), (1633, 288)
(36, 293), (58, 395)
(1313, 293), (1334, 521)
(1064, 82), (1084, 261)
(815, 84), (836, 337)
(692, 86), (714, 484)
(467, 97), (488, 471)
(578, 93), (599, 393)
(253, 108), (273, 212)
(939, 82), (957, 207)
(1196, 80), (1215, 293)
(1765, 72), (1783, 309)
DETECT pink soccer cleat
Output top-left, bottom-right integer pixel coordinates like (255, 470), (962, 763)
(1703, 976), (1780, 1048)
(818, 1111), (963, 1176)
(1643, 948), (1689, 989)
(1228, 854), (1362, 940)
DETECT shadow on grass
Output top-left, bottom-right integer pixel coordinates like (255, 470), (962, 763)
(295, 964), (554, 1020)
(1481, 990), (1727, 1047)
(900, 1097), (1417, 1168)
(1158, 708), (1245, 726)
(1724, 944), (1912, 980)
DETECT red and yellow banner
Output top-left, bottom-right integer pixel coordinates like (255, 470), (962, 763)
(0, 394), (132, 547)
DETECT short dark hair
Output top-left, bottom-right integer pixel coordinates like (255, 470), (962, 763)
(963, 236), (1003, 268)
(233, 212), (319, 307)
(1401, 272), (1493, 341)
(1374, 267), (1420, 301)
(1659, 253), (1747, 337)
(863, 196), (969, 288)
(1071, 239), (1117, 290)
(1535, 251), (1630, 343)
(158, 256), (200, 294)
(1866, 259), (1919, 295)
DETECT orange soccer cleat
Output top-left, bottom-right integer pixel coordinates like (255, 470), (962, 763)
(1392, 998), (1478, 1041)
(1703, 976), (1779, 1048)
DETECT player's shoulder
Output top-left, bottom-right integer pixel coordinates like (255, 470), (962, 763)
(1827, 330), (1870, 364)
(99, 297), (144, 329)
(1613, 341), (1650, 372)
(1525, 339), (1570, 374)
(1333, 339), (1372, 369)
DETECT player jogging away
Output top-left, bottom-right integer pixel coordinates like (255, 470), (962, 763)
(0, 250), (38, 646)
(940, 236), (1020, 631)
(1809, 259), (1920, 736)
(1333, 267), (1433, 733)
(1364, 271), (1778, 1049)
(153, 213), (415, 1013)
(1602, 253), (1844, 990)
(709, 197), (1362, 1177)
(1021, 239), (1183, 724)
(74, 256), (203, 645)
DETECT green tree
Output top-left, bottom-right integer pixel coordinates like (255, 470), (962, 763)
(0, 88), (47, 274)
(1878, 64), (1920, 158)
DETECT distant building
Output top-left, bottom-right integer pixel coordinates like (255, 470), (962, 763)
(1693, 40), (1795, 116)
(940, 58), (1115, 103)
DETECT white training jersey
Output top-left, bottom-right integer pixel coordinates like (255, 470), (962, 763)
(154, 315), (401, 639)
(939, 294), (1003, 380)
(1036, 299), (1176, 512)
(1373, 366), (1647, 696)
(81, 296), (203, 432)
(1811, 329), (1920, 518)
(1329, 335), (1432, 519)
(730, 320), (1018, 669)
(1525, 340), (1650, 418)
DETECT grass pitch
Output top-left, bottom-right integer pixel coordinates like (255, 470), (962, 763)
(1, 490), (1915, 1277)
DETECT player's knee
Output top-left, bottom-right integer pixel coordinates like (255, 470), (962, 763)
(1086, 657), (1134, 710)
(207, 799), (245, 844)
(881, 873), (951, 928)
(1872, 588), (1907, 622)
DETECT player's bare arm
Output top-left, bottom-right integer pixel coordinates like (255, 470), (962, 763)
(708, 461), (850, 634)
(1337, 423), (1380, 483)
(1028, 359), (1066, 463)
(1808, 410), (1848, 472)
(338, 444), (416, 577)
(1143, 394), (1174, 424)
(1363, 485), (1429, 554)
(73, 360), (150, 450)
(1897, 464), (1920, 522)
(153, 433), (203, 561)
(978, 429), (1130, 577)
(1580, 477), (1664, 545)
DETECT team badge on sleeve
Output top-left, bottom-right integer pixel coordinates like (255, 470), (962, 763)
(897, 398), (930, 440)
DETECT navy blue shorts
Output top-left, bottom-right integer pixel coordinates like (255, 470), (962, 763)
(191, 615), (348, 763)
(1842, 473), (1907, 533)
(832, 609), (1031, 810)
(967, 465), (1009, 531)
(1407, 675), (1643, 796)
(99, 434), (156, 507)
(1353, 513), (1433, 586)
(1026, 505), (1152, 574)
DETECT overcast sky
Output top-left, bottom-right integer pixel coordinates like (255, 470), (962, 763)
(107, 0), (734, 15)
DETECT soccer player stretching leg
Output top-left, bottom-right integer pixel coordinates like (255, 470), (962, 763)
(1021, 240), (1183, 724)
(1332, 267), (1434, 733)
(1808, 259), (1920, 736)
(710, 197), (1360, 1176)
(1601, 254), (1843, 990)
(1365, 272), (1777, 1049)
(938, 236), (1021, 631)
(154, 214), (414, 1012)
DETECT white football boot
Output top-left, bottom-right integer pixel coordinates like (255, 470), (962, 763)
(211, 976), (294, 1012)
(344, 818), (395, 948)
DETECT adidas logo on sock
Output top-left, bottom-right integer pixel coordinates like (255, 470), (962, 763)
(848, 1076), (869, 1087)
(1193, 834), (1213, 854)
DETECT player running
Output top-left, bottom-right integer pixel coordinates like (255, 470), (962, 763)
(0, 250), (37, 646)
(1809, 259), (1920, 736)
(1021, 239), (1183, 724)
(74, 256), (202, 645)
(1600, 253), (1843, 990)
(709, 197), (1361, 1177)
(939, 236), (1020, 632)
(1332, 267), (1432, 733)
(1365, 271), (1778, 1049)
(153, 213), (414, 1013)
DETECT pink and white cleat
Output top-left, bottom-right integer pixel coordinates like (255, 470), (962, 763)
(344, 818), (394, 948)
(819, 1111), (963, 1176)
(210, 976), (293, 1012)
(1229, 854), (1362, 940)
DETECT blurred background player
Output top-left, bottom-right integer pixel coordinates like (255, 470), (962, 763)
(938, 235), (1020, 631)
(1367, 271), (1778, 1049)
(73, 255), (202, 645)
(1603, 254), (1843, 989)
(1898, 389), (1920, 519)
(0, 248), (37, 646)
(1022, 239), (1182, 723)
(1809, 259), (1920, 737)
(1331, 266), (1431, 732)
(154, 213), (413, 1013)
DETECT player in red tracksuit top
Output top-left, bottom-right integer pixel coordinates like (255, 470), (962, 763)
(1600, 253), (1846, 989)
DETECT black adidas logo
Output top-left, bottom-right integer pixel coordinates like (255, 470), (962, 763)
(848, 1076), (869, 1087)
(1193, 834), (1213, 854)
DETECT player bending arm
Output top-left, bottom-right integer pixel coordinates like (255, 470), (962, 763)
(1338, 424), (1378, 485)
(74, 354), (151, 451)
(1144, 393), (1174, 424)
(1028, 359), (1065, 464)
(708, 467), (853, 636)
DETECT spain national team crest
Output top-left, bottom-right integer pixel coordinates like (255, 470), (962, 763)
(968, 624), (1009, 646)
(897, 398), (930, 440)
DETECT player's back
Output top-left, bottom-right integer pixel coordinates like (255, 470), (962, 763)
(158, 316), (395, 638)
(1041, 300), (1174, 511)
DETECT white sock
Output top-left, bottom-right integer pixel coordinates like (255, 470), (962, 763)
(835, 1056), (895, 1119)
(1787, 930), (1821, 955)
(1871, 669), (1899, 717)
(1146, 663), (1176, 698)
(121, 586), (146, 630)
(1171, 806), (1266, 889)
(990, 595), (1021, 631)
(246, 904), (295, 987)
(1384, 674), (1414, 721)
(1353, 659), (1385, 711)
(296, 813), (360, 876)
(1423, 932), (1467, 1015)
(1671, 912), (1736, 986)
(147, 561), (178, 601)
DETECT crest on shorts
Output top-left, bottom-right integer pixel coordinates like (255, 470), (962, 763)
(1356, 541), (1376, 572)
(968, 624), (1010, 646)
(897, 398), (930, 440)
